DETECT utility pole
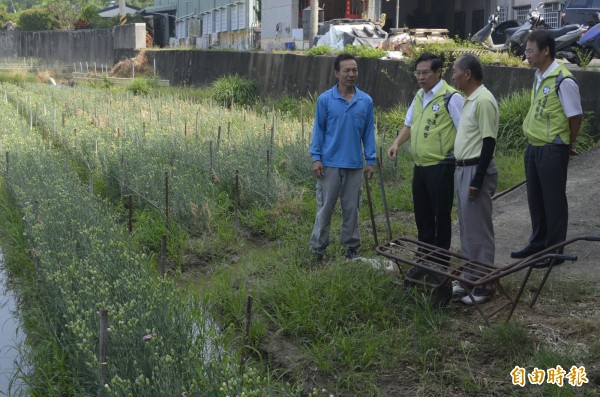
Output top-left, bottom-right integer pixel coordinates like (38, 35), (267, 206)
(309, 0), (319, 48)
(119, 0), (127, 25)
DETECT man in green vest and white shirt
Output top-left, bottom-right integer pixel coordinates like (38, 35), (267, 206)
(511, 30), (582, 268)
(387, 53), (462, 256)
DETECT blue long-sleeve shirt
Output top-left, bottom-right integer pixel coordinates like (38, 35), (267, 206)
(310, 84), (376, 169)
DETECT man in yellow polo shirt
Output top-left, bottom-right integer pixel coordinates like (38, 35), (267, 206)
(511, 30), (582, 268)
(451, 54), (499, 305)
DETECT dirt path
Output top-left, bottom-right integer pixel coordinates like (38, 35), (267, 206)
(452, 144), (600, 281)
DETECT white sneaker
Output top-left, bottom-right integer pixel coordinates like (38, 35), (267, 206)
(452, 283), (467, 297)
(461, 293), (491, 306)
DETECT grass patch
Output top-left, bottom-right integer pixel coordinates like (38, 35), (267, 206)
(482, 322), (535, 360)
(210, 74), (257, 107)
(0, 70), (36, 85)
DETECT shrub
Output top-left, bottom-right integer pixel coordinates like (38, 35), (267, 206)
(127, 78), (157, 95)
(306, 45), (334, 56)
(377, 105), (408, 141)
(210, 75), (257, 107)
(497, 90), (544, 153)
(18, 7), (58, 31)
(73, 18), (89, 30)
(0, 70), (36, 85)
(0, 8), (11, 27)
(341, 44), (386, 59)
(127, 77), (158, 95)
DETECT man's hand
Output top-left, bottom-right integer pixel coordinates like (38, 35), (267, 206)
(312, 160), (324, 178)
(364, 164), (375, 180)
(468, 186), (480, 199)
(569, 143), (579, 156)
(386, 143), (399, 160)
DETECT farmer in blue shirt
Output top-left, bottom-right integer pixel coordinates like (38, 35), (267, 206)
(309, 53), (376, 263)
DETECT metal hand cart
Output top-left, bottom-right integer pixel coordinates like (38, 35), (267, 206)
(375, 236), (600, 323)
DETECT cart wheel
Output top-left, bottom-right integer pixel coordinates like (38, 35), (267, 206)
(404, 266), (452, 308)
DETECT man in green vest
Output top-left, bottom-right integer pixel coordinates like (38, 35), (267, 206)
(511, 30), (582, 268)
(387, 53), (462, 255)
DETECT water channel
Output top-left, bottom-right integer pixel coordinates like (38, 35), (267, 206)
(0, 253), (24, 395)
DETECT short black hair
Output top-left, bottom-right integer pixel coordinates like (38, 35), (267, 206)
(415, 53), (443, 71)
(455, 54), (484, 82)
(526, 29), (556, 59)
(334, 53), (357, 71)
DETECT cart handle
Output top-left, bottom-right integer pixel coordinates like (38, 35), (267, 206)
(554, 253), (577, 262)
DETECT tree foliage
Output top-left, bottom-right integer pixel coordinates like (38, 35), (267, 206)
(1, 0), (154, 13)
(18, 7), (57, 30)
(6, 0), (154, 31)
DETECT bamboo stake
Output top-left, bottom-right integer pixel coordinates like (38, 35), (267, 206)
(98, 309), (108, 391)
(216, 126), (221, 153)
(128, 195), (133, 234)
(364, 173), (378, 247)
(160, 234), (167, 276)
(164, 171), (169, 229)
(234, 170), (240, 235)
(239, 295), (253, 376)
(376, 158), (392, 241)
(33, 199), (39, 224)
(89, 173), (93, 196)
(209, 141), (214, 180)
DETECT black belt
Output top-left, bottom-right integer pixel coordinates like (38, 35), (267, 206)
(456, 158), (480, 167)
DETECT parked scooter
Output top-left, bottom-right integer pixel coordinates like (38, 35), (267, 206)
(508, 2), (547, 56)
(471, 5), (534, 53)
(471, 2), (586, 64)
(576, 13), (600, 60)
(509, 2), (586, 64)
(471, 6), (511, 51)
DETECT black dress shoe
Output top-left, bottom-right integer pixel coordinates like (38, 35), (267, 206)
(511, 245), (543, 259)
(533, 257), (565, 269)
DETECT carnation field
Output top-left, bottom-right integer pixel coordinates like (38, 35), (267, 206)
(0, 78), (598, 396)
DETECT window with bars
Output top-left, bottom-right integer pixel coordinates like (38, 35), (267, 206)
(498, 5), (508, 22)
(514, 6), (530, 23)
(542, 2), (562, 27)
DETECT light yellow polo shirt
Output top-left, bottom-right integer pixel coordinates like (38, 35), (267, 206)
(454, 84), (498, 161)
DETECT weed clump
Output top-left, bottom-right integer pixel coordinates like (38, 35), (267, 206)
(306, 45), (333, 56)
(210, 74), (257, 107)
(126, 77), (158, 95)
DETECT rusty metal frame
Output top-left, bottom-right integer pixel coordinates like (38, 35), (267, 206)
(376, 235), (600, 323)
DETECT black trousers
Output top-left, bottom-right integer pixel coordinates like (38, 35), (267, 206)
(525, 144), (570, 251)
(412, 163), (455, 250)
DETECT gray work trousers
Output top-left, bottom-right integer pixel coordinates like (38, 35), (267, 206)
(310, 167), (363, 255)
(455, 161), (498, 294)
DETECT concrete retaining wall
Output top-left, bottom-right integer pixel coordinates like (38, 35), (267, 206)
(0, 24), (146, 66)
(0, 28), (597, 132)
(146, 50), (600, 133)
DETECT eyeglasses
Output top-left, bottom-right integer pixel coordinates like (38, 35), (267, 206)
(413, 70), (434, 77)
(524, 49), (535, 55)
